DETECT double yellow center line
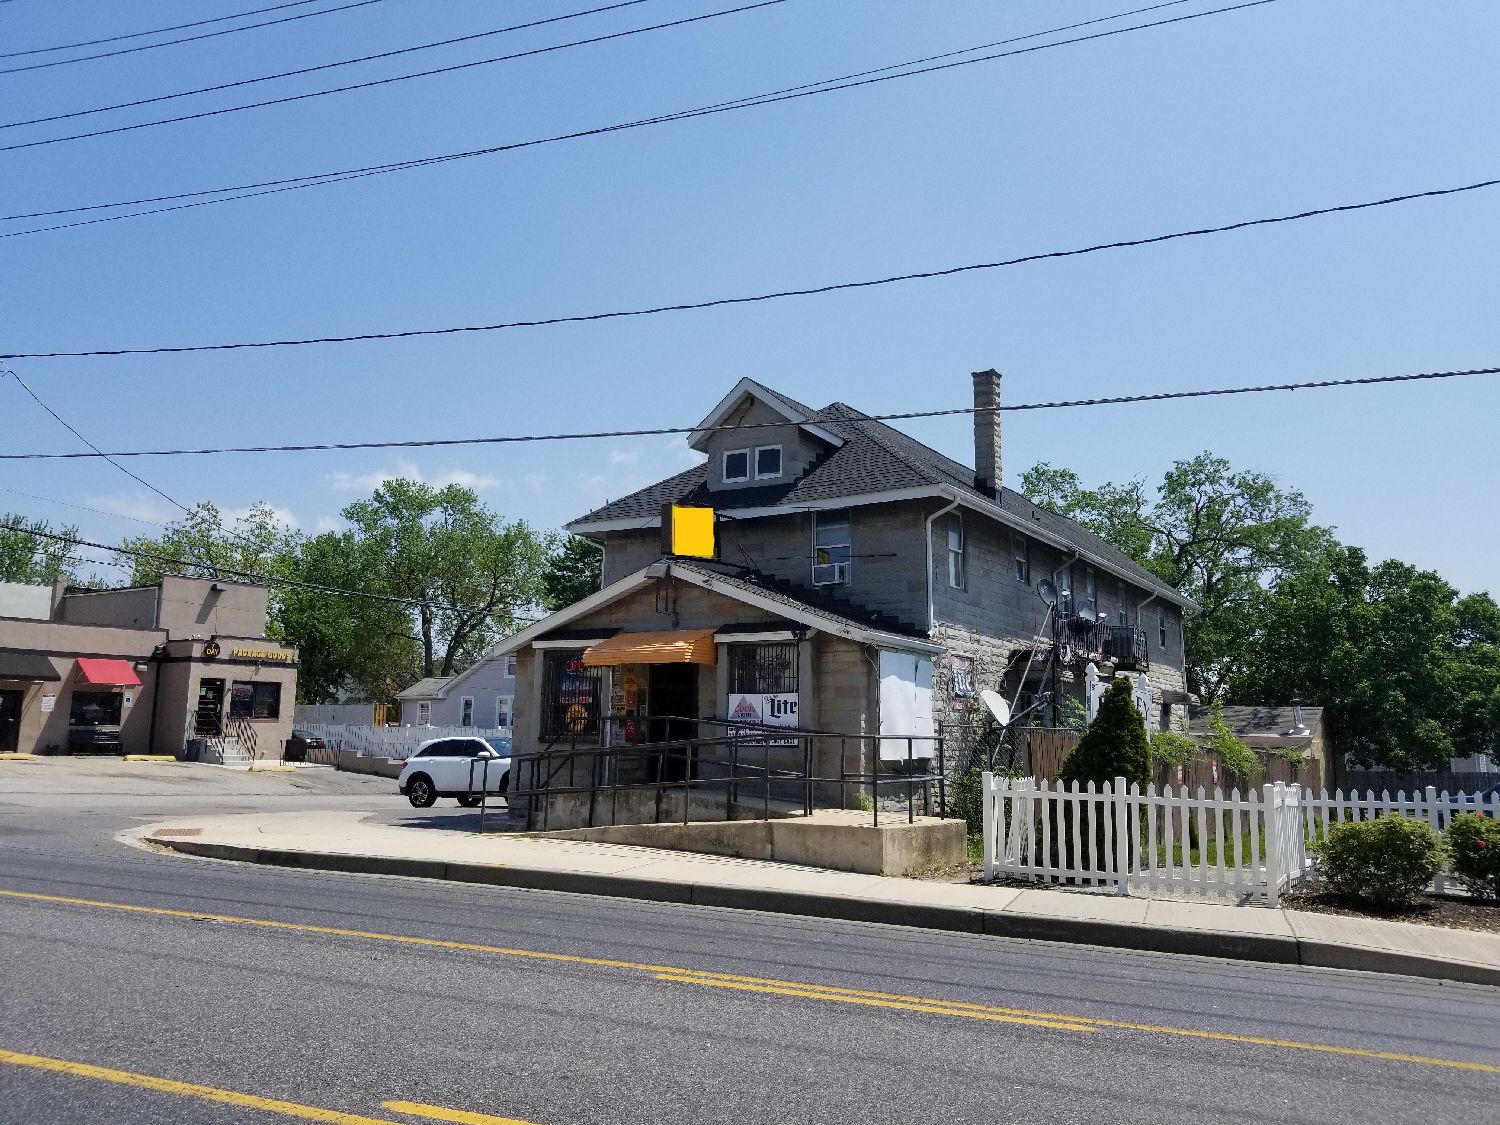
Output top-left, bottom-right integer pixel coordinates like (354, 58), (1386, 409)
(1, 887), (1496, 1076)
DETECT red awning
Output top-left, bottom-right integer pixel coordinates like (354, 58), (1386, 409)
(75, 658), (141, 686)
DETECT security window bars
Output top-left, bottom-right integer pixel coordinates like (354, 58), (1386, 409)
(541, 650), (604, 740)
(729, 643), (799, 694)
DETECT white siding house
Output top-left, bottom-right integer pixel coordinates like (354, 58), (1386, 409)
(394, 652), (518, 729)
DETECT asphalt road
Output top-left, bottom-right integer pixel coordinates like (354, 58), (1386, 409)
(1, 759), (1497, 1125)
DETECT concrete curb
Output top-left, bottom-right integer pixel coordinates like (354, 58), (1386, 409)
(151, 838), (1500, 988)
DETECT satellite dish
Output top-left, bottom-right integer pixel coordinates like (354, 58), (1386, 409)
(1037, 579), (1058, 607)
(979, 690), (1011, 727)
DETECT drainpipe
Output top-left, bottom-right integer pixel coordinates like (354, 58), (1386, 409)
(924, 492), (961, 637)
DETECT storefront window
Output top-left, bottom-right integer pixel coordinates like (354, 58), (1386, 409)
(229, 681), (281, 720)
(728, 644), (799, 694)
(70, 690), (121, 727)
(541, 650), (603, 740)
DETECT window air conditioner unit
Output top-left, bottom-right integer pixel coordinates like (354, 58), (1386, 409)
(811, 562), (849, 586)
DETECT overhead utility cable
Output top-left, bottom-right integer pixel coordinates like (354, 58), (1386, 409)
(0, 0), (790, 150)
(0, 0), (325, 58)
(1, 0), (656, 129)
(0, 0), (1267, 218)
(0, 0), (388, 75)
(0, 523), (490, 612)
(4, 176), (1493, 361)
(0, 0), (1197, 220)
(2, 366), (1492, 461)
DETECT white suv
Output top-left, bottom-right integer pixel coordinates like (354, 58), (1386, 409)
(397, 736), (511, 809)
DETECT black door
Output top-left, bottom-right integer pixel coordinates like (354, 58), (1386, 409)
(0, 690), (22, 753)
(648, 664), (699, 781)
(196, 679), (224, 736)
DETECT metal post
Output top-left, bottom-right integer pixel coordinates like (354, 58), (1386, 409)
(871, 737), (879, 828)
(802, 735), (812, 817)
(907, 737), (915, 824)
(937, 735), (946, 819)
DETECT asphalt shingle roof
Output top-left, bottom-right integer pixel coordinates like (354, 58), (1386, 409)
(570, 387), (1192, 608)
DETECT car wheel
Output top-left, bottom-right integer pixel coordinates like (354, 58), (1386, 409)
(457, 795), (482, 808)
(406, 774), (437, 808)
(499, 770), (511, 794)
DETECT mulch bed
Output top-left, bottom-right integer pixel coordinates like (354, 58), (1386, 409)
(1280, 887), (1500, 934)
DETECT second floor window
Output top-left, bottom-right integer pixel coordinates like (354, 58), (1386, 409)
(946, 516), (965, 589)
(722, 449), (750, 483)
(813, 510), (851, 585)
(496, 696), (512, 728)
(1013, 533), (1030, 584)
(754, 445), (782, 479)
(504, 655), (517, 678)
(1159, 608), (1169, 649)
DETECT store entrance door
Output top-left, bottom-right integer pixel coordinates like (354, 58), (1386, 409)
(196, 679), (224, 736)
(0, 690), (22, 752)
(648, 664), (698, 781)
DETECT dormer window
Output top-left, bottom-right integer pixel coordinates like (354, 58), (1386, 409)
(754, 445), (782, 480)
(722, 449), (750, 483)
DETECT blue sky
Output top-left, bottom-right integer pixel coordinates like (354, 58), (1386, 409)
(3, 0), (1497, 595)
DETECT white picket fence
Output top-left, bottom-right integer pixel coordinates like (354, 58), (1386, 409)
(299, 723), (512, 761)
(981, 773), (1499, 905)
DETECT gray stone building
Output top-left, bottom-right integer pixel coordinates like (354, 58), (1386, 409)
(498, 372), (1195, 820)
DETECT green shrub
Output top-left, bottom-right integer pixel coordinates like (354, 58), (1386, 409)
(1203, 699), (1259, 780)
(1148, 729), (1198, 769)
(948, 764), (985, 836)
(1447, 812), (1500, 901)
(1315, 814), (1446, 906)
(1058, 678), (1150, 791)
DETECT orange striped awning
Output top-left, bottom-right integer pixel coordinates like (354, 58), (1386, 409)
(581, 629), (717, 666)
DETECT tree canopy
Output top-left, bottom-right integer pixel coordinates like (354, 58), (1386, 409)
(0, 513), (80, 585)
(1021, 452), (1329, 700)
(541, 534), (603, 612)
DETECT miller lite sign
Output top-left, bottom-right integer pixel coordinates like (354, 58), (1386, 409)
(726, 692), (800, 746)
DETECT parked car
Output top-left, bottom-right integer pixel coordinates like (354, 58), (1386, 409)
(1446, 781), (1500, 812)
(282, 729), (326, 763)
(397, 735), (511, 808)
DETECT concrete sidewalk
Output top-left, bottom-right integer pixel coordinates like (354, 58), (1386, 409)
(128, 809), (1500, 988)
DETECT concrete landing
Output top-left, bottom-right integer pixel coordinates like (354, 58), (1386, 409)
(534, 809), (967, 876)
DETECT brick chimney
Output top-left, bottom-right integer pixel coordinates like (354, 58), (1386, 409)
(972, 368), (1002, 498)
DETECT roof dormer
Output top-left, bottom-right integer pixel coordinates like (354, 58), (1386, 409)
(690, 378), (843, 493)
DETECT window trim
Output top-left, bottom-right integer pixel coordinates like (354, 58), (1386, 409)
(228, 680), (281, 721)
(460, 695), (475, 727)
(752, 444), (783, 480)
(1013, 531), (1030, 585)
(1159, 608), (1168, 649)
(812, 509), (851, 586)
(504, 655), (517, 678)
(495, 694), (513, 728)
(721, 448), (750, 483)
(946, 514), (965, 590)
(417, 701), (431, 726)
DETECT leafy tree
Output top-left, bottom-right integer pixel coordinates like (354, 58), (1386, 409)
(113, 501), (298, 638)
(0, 513), (79, 584)
(541, 534), (603, 611)
(1021, 453), (1329, 701)
(1231, 544), (1500, 769)
(277, 530), (419, 705)
(1058, 677), (1150, 791)
(338, 480), (548, 679)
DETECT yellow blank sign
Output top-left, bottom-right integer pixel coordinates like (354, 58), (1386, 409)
(666, 504), (715, 558)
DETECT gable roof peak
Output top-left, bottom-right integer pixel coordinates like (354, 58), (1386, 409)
(687, 377), (844, 452)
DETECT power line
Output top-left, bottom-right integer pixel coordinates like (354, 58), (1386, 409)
(0, 0), (388, 75)
(1, 0), (655, 129)
(0, 0), (1262, 229)
(0, 0), (790, 151)
(5, 174), (1494, 361)
(1, 365), (1492, 462)
(0, 0), (324, 58)
(0, 486), (166, 526)
(0, 522), (486, 612)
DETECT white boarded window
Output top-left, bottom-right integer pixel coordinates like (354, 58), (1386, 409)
(878, 651), (934, 758)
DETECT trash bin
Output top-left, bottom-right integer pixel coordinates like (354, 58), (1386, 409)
(184, 738), (203, 762)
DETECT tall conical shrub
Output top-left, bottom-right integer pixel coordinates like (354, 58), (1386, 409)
(1058, 677), (1150, 791)
(1053, 677), (1149, 869)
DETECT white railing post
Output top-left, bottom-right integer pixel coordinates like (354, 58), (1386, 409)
(982, 771), (996, 883)
(1263, 782), (1282, 907)
(1425, 785), (1445, 894)
(1112, 776), (1131, 897)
